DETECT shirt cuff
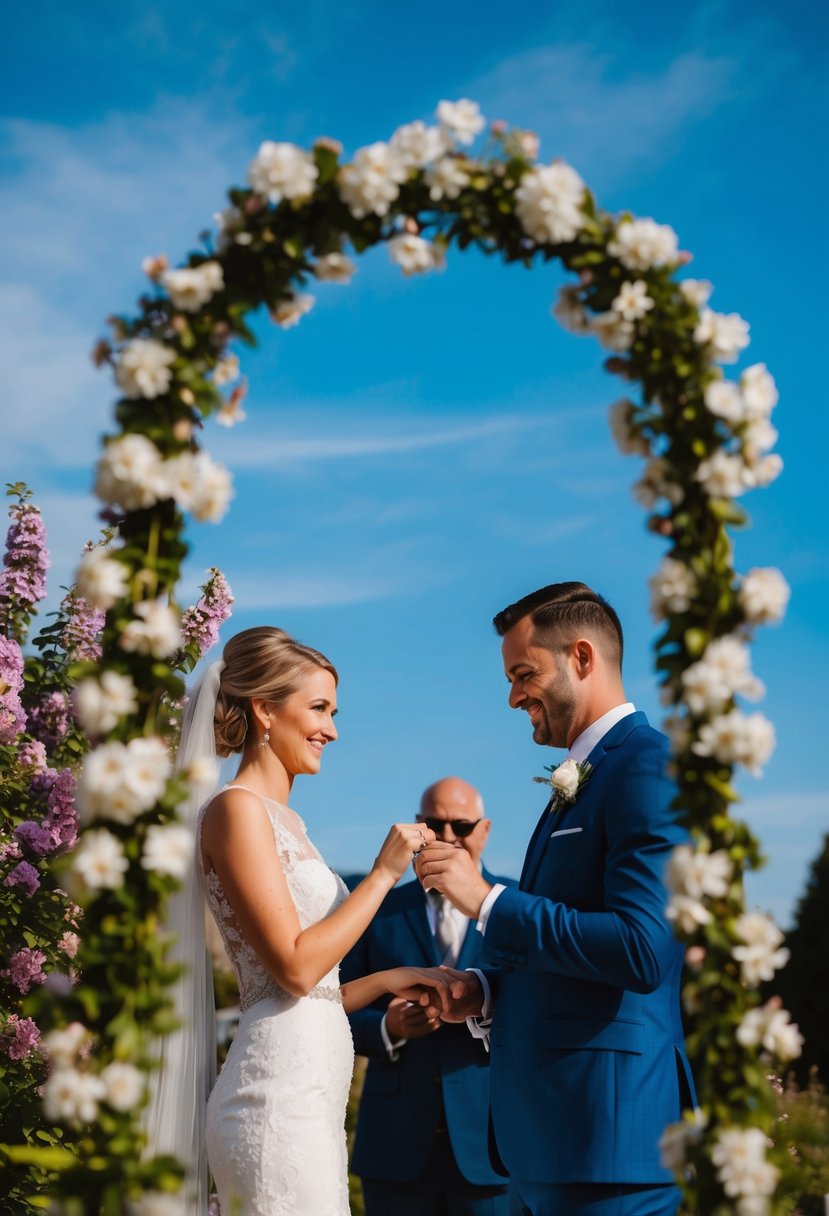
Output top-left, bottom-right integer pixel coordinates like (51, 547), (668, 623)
(465, 967), (493, 1052)
(476, 883), (506, 934)
(380, 1011), (407, 1061)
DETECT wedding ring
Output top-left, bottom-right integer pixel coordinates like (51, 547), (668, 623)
(413, 827), (426, 856)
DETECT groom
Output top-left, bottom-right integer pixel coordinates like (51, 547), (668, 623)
(416, 582), (694, 1216)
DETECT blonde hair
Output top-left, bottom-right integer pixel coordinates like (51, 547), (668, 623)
(214, 626), (337, 757)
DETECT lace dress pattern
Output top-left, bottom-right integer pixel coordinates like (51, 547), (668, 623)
(200, 787), (354, 1216)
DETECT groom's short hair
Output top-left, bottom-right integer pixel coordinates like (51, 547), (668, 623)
(493, 581), (624, 669)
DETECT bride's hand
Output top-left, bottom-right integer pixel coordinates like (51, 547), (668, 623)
(371, 823), (435, 886)
(380, 965), (469, 1013)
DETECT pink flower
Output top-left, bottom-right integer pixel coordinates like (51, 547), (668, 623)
(27, 691), (70, 749)
(3, 1014), (41, 1061)
(44, 768), (78, 850)
(1, 947), (47, 994)
(0, 500), (50, 628)
(19, 740), (48, 770)
(59, 931), (80, 958)
(0, 635), (26, 742)
(179, 567), (234, 659)
(4, 860), (41, 897)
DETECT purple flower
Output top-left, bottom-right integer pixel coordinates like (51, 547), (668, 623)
(4, 860), (41, 897)
(0, 841), (22, 864)
(60, 587), (105, 662)
(29, 766), (58, 798)
(0, 501), (49, 628)
(1, 947), (47, 994)
(44, 768), (78, 850)
(3, 1014), (41, 1061)
(19, 740), (48, 770)
(14, 821), (54, 857)
(180, 567), (234, 659)
(0, 635), (26, 743)
(27, 691), (70, 749)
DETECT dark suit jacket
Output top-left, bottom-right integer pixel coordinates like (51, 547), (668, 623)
(342, 867), (513, 1185)
(481, 712), (695, 1185)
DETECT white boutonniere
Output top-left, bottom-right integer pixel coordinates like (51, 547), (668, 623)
(533, 758), (592, 813)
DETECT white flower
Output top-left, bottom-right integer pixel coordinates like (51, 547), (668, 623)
(692, 710), (776, 775)
(591, 311), (635, 353)
(551, 758), (580, 798)
(248, 141), (318, 204)
(388, 234), (444, 276)
(94, 434), (168, 511)
(746, 452), (783, 488)
(733, 912), (790, 984)
(680, 635), (764, 714)
(75, 547), (129, 610)
(70, 828), (129, 889)
(514, 162), (586, 245)
(662, 712), (691, 752)
(164, 452), (234, 523)
(272, 292), (315, 329)
(120, 599), (182, 659)
(712, 1126), (779, 1201)
(659, 1110), (707, 1171)
(504, 129), (540, 160)
(740, 363), (778, 418)
(77, 736), (172, 825)
(608, 218), (679, 271)
(666, 893), (711, 933)
(141, 824), (193, 880)
(694, 309), (751, 363)
(101, 1061), (145, 1111)
(667, 844), (733, 900)
(216, 391), (247, 428)
(212, 354), (240, 386)
(609, 398), (649, 457)
(739, 568), (790, 625)
(742, 418), (778, 464)
(389, 120), (448, 168)
(43, 1022), (92, 1067)
(704, 379), (745, 424)
(43, 1067), (106, 1123)
(737, 1002), (803, 1060)
(551, 286), (590, 335)
(162, 262), (224, 313)
(313, 252), (356, 283)
(424, 156), (471, 201)
(74, 672), (139, 736)
(649, 557), (696, 617)
(115, 339), (176, 400)
(612, 280), (655, 322)
(214, 205), (251, 250)
(436, 98), (485, 145)
(680, 279), (713, 309)
(695, 449), (751, 498)
(338, 142), (408, 218)
(633, 458), (683, 508)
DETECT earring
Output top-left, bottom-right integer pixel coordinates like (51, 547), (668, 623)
(260, 730), (270, 748)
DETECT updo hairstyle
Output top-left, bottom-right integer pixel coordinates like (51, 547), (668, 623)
(213, 626), (338, 758)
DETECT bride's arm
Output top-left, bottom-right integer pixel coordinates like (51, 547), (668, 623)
(201, 789), (432, 998)
(340, 966), (469, 1015)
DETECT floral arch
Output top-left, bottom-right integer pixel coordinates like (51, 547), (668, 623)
(24, 99), (798, 1212)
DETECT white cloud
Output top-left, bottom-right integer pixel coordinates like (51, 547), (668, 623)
(464, 44), (735, 188)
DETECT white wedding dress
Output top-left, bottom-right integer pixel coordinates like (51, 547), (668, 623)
(199, 785), (354, 1216)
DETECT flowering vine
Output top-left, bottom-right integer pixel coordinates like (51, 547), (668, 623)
(31, 98), (794, 1212)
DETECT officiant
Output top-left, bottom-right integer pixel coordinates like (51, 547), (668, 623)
(342, 777), (513, 1215)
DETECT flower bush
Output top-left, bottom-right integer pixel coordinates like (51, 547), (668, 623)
(0, 486), (232, 1212)
(30, 98), (793, 1211)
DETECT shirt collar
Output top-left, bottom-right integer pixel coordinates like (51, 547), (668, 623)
(567, 702), (636, 763)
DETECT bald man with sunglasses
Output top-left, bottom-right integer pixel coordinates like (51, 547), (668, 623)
(342, 777), (513, 1215)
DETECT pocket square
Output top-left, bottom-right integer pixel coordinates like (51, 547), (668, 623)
(550, 826), (583, 838)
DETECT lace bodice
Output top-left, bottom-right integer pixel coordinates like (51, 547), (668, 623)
(199, 784), (350, 1012)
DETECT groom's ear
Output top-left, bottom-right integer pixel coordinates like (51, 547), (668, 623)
(573, 638), (596, 679)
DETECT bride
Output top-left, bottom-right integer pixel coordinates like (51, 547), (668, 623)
(148, 625), (459, 1215)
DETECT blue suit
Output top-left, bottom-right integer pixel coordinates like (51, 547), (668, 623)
(482, 713), (694, 1207)
(342, 869), (513, 1213)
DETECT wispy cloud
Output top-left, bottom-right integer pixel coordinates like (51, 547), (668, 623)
(464, 44), (736, 188)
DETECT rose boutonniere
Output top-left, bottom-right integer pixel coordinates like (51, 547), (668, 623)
(533, 757), (592, 812)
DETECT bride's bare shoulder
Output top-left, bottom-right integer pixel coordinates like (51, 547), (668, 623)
(202, 785), (273, 837)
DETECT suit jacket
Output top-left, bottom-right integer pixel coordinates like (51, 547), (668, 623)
(482, 711), (695, 1185)
(342, 867), (513, 1186)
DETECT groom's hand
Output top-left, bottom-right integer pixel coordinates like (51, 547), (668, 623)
(416, 843), (493, 919)
(385, 996), (441, 1039)
(418, 967), (484, 1022)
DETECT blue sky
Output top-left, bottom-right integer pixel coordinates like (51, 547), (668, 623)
(2, 0), (826, 926)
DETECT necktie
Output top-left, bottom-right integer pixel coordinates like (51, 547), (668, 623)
(429, 889), (460, 965)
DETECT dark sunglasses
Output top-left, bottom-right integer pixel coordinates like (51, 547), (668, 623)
(416, 816), (482, 839)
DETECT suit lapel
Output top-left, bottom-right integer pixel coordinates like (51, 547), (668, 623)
(521, 712), (649, 890)
(455, 866), (495, 969)
(401, 883), (441, 965)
